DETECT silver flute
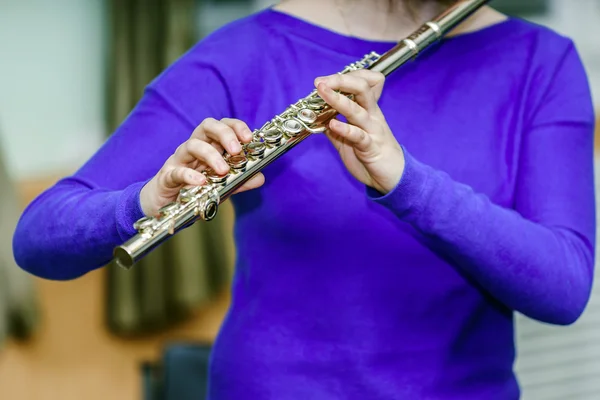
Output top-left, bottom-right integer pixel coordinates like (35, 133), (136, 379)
(113, 0), (490, 269)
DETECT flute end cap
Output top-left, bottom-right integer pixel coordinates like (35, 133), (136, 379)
(113, 246), (134, 269)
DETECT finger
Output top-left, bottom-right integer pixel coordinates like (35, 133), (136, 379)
(316, 82), (371, 129)
(187, 142), (225, 172)
(190, 118), (213, 141)
(328, 118), (372, 152)
(232, 173), (265, 194)
(211, 141), (225, 155)
(347, 69), (385, 100)
(316, 70), (385, 102)
(220, 118), (254, 144)
(186, 121), (225, 155)
(324, 127), (344, 153)
(163, 166), (206, 189)
(195, 118), (242, 155)
(174, 138), (230, 175)
(314, 73), (377, 112)
(316, 69), (384, 86)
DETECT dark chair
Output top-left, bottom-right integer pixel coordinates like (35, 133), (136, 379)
(142, 342), (212, 400)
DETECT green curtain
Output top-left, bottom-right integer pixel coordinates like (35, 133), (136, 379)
(105, 0), (232, 337)
(0, 136), (39, 347)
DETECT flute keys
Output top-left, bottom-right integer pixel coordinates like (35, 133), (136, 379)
(297, 109), (317, 124)
(197, 187), (220, 222)
(282, 119), (304, 137)
(226, 153), (248, 171)
(200, 200), (219, 221)
(263, 128), (283, 145)
(158, 202), (180, 218)
(245, 141), (266, 158)
(133, 216), (156, 233)
(306, 97), (326, 110)
(205, 168), (229, 184)
(179, 186), (203, 203)
(158, 203), (180, 234)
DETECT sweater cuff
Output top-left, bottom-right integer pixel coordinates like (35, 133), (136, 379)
(115, 181), (147, 241)
(366, 147), (431, 216)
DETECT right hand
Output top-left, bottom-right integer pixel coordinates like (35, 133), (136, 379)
(140, 118), (265, 217)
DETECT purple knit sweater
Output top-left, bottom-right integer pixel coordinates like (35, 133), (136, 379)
(13, 9), (596, 399)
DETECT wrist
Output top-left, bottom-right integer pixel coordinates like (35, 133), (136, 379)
(375, 146), (406, 195)
(139, 179), (158, 217)
(366, 146), (430, 216)
(115, 181), (148, 240)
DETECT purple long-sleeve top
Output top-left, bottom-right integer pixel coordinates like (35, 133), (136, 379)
(13, 9), (596, 399)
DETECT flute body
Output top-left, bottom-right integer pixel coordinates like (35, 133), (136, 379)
(113, 0), (489, 269)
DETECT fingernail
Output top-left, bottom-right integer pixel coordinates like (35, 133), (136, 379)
(230, 140), (241, 152)
(191, 173), (204, 183)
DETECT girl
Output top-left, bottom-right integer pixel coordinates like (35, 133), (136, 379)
(13, 0), (596, 398)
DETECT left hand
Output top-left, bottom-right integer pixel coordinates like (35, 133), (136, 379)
(315, 70), (405, 195)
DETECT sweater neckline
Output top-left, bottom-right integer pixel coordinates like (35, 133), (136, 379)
(260, 7), (519, 58)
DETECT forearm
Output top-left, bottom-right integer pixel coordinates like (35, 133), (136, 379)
(369, 149), (595, 325)
(11, 55), (239, 281)
(13, 178), (145, 280)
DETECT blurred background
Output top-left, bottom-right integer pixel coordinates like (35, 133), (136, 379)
(0, 0), (599, 399)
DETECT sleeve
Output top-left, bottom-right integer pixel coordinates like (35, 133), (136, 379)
(368, 42), (596, 325)
(12, 59), (233, 281)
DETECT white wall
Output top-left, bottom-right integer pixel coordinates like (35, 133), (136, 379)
(530, 0), (600, 107)
(0, 0), (106, 180)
